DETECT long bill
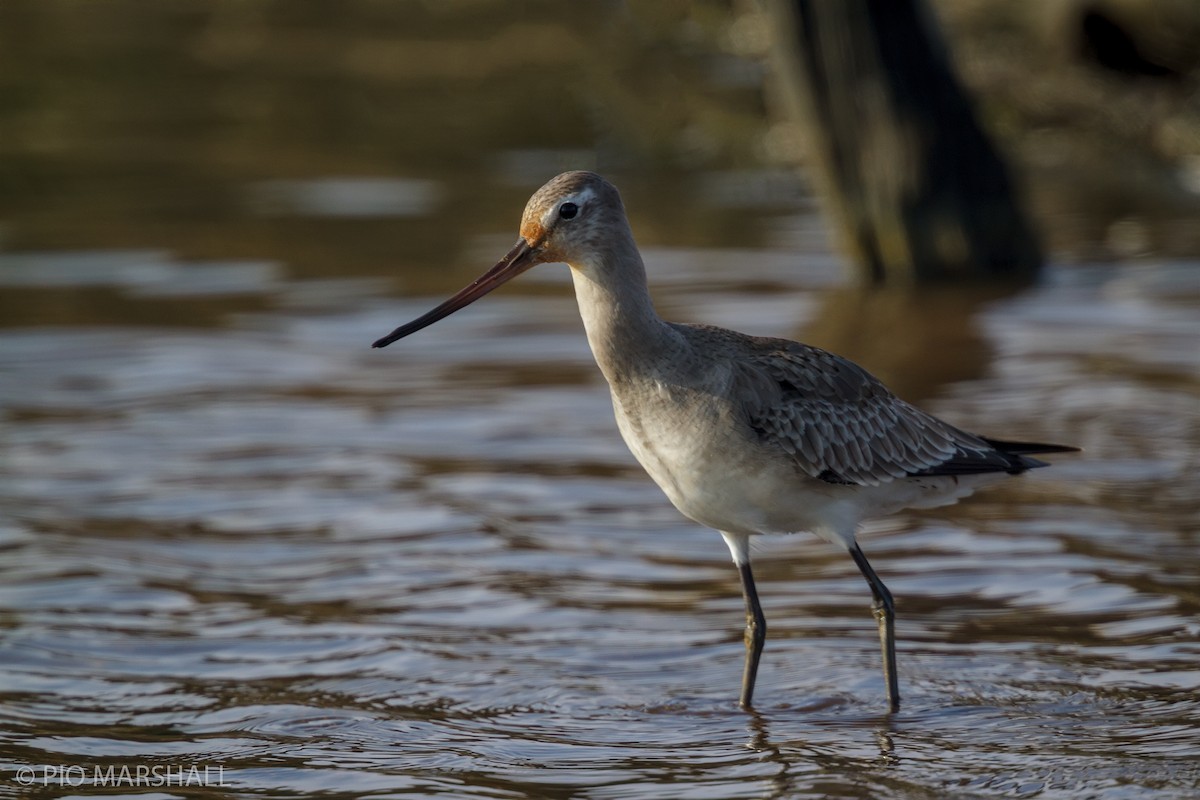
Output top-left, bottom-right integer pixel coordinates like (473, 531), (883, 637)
(372, 238), (539, 348)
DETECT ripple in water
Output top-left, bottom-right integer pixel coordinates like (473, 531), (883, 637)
(1, 256), (1198, 798)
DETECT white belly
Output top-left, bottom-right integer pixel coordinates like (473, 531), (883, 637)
(610, 382), (999, 547)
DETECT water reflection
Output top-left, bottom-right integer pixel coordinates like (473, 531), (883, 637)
(247, 177), (444, 219)
(2, 242), (1198, 797)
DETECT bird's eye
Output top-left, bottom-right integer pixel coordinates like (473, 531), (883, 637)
(558, 202), (579, 220)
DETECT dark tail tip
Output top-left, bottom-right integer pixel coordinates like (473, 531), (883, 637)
(984, 437), (1080, 474)
(983, 437), (1081, 456)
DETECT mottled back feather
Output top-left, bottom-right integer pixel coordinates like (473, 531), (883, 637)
(681, 325), (1040, 487)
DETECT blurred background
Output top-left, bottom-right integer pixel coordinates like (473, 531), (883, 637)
(1, 2), (1198, 798)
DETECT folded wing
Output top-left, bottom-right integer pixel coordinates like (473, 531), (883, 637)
(728, 337), (1073, 487)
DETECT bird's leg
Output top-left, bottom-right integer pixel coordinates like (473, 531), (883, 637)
(736, 560), (768, 708)
(849, 543), (900, 712)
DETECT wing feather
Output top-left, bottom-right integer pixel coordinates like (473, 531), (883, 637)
(728, 336), (1019, 486)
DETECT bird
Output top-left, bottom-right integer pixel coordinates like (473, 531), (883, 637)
(371, 171), (1077, 711)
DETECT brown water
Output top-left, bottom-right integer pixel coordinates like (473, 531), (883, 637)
(2, 3), (1200, 799)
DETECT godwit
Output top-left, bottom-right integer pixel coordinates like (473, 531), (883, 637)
(372, 171), (1076, 711)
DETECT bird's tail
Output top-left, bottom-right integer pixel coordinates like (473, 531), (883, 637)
(982, 438), (1080, 455)
(982, 437), (1081, 472)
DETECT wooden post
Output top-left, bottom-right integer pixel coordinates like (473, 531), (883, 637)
(766, 0), (1043, 284)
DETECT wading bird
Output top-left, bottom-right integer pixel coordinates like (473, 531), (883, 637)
(372, 171), (1076, 711)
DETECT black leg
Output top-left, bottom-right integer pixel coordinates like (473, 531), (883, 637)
(849, 543), (900, 712)
(736, 560), (768, 708)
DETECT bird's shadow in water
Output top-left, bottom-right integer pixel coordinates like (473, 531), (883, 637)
(743, 705), (900, 799)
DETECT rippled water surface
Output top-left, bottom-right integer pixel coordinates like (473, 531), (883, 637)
(2, 241), (1198, 798)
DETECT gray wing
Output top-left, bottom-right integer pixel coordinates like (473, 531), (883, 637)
(730, 338), (1023, 486)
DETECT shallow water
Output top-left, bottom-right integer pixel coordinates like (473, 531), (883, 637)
(1, 240), (1198, 798)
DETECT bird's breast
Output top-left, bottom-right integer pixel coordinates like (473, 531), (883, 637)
(608, 378), (793, 535)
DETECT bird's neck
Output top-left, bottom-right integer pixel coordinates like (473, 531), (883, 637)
(568, 238), (680, 385)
